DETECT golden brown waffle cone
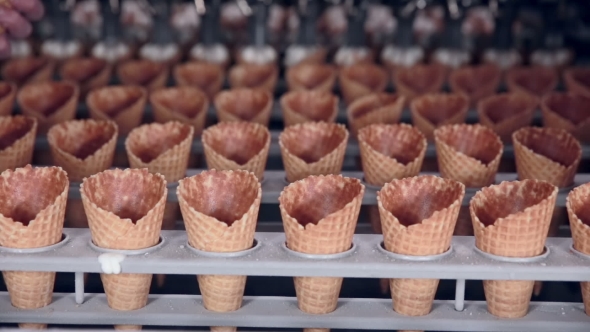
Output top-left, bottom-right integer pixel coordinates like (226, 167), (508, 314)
(280, 90), (338, 127)
(117, 59), (169, 92)
(541, 92), (590, 143)
(410, 93), (469, 142)
(0, 116), (37, 172)
(228, 63), (278, 92)
(512, 127), (581, 188)
(347, 93), (405, 138)
(202, 122), (270, 181)
(449, 64), (501, 108)
(0, 165), (69, 330)
(0, 82), (16, 116)
(81, 168), (167, 330)
(173, 62), (225, 100)
(566, 182), (590, 315)
(434, 124), (503, 188)
(279, 122), (349, 183)
(1, 57), (56, 87)
(377, 176), (464, 319)
(506, 66), (558, 98)
(214, 88), (273, 126)
(178, 170), (261, 331)
(477, 92), (538, 143)
(470, 179), (558, 318)
(286, 63), (337, 93)
(86, 85), (148, 135)
(393, 64), (446, 106)
(150, 87), (209, 136)
(17, 81), (80, 134)
(339, 64), (388, 105)
(60, 57), (113, 98)
(564, 67), (590, 98)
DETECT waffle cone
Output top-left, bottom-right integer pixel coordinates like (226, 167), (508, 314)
(470, 180), (558, 318)
(394, 64), (446, 106)
(512, 127), (581, 188)
(410, 93), (469, 142)
(434, 124), (503, 188)
(279, 175), (364, 317)
(541, 92), (590, 142)
(477, 92), (538, 142)
(449, 64), (501, 108)
(1, 57), (56, 87)
(117, 60), (169, 92)
(279, 122), (349, 182)
(0, 116), (37, 172)
(60, 58), (112, 98)
(506, 66), (558, 98)
(280, 90), (338, 127)
(173, 62), (225, 100)
(228, 63), (278, 92)
(347, 93), (405, 138)
(86, 85), (148, 135)
(214, 88), (273, 126)
(0, 82), (16, 116)
(47, 119), (118, 182)
(286, 63), (336, 93)
(566, 183), (590, 315)
(564, 67), (590, 98)
(202, 122), (270, 180)
(150, 87), (209, 136)
(17, 81), (80, 133)
(339, 64), (388, 105)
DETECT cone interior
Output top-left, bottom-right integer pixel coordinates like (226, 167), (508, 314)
(215, 89), (270, 121)
(451, 65), (499, 95)
(87, 86), (145, 117)
(18, 82), (75, 117)
(282, 91), (337, 122)
(435, 125), (502, 166)
(230, 64), (275, 88)
(359, 124), (425, 165)
(0, 116), (35, 151)
(568, 187), (590, 228)
(48, 120), (117, 160)
(412, 94), (468, 125)
(118, 60), (165, 86)
(479, 94), (536, 124)
(61, 58), (107, 83)
(0, 82), (13, 99)
(3, 58), (48, 85)
(174, 62), (222, 87)
(280, 123), (347, 164)
(203, 122), (269, 165)
(127, 122), (193, 163)
(349, 93), (403, 120)
(508, 67), (557, 96)
(151, 87), (208, 119)
(341, 64), (386, 90)
(569, 68), (590, 88)
(543, 93), (590, 124)
(513, 128), (581, 168)
(288, 64), (334, 89)
(396, 65), (445, 93)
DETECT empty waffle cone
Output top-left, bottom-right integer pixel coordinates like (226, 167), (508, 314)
(0, 165), (69, 330)
(339, 63), (388, 105)
(202, 122), (270, 181)
(0, 82), (16, 116)
(60, 57), (113, 98)
(87, 85), (148, 135)
(470, 180), (558, 318)
(228, 63), (278, 92)
(150, 86), (209, 136)
(1, 57), (56, 87)
(541, 92), (590, 143)
(17, 81), (80, 133)
(0, 116), (37, 172)
(566, 182), (590, 315)
(117, 59), (169, 92)
(378, 176), (464, 318)
(506, 66), (558, 98)
(173, 62), (225, 100)
(449, 64), (501, 108)
(178, 170), (261, 332)
(280, 90), (338, 127)
(434, 124), (503, 188)
(564, 67), (590, 98)
(286, 63), (337, 93)
(410, 93), (469, 142)
(394, 64), (446, 106)
(477, 92), (538, 142)
(512, 127), (581, 188)
(347, 93), (405, 138)
(214, 88), (273, 126)
(279, 122), (349, 183)
(81, 168), (167, 330)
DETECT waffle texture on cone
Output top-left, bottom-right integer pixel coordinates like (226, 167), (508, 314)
(47, 119), (118, 182)
(87, 85), (148, 135)
(1, 57), (55, 86)
(0, 116), (37, 172)
(541, 92), (590, 142)
(202, 122), (270, 180)
(512, 127), (581, 188)
(506, 66), (558, 97)
(410, 93), (469, 141)
(214, 88), (273, 126)
(150, 87), (209, 136)
(286, 63), (337, 93)
(173, 62), (224, 100)
(339, 63), (388, 105)
(449, 64), (501, 107)
(347, 93), (405, 137)
(0, 82), (16, 116)
(117, 59), (169, 92)
(434, 124), (503, 188)
(229, 63), (278, 92)
(279, 122), (349, 182)
(394, 64), (446, 105)
(358, 124), (426, 186)
(566, 183), (590, 315)
(280, 90), (338, 127)
(477, 92), (538, 142)
(60, 58), (112, 98)
(17, 81), (80, 133)
(564, 67), (590, 98)
(126, 121), (194, 182)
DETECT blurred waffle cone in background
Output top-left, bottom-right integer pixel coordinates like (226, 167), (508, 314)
(279, 122), (348, 183)
(566, 182), (590, 315)
(0, 82), (16, 116)
(0, 165), (69, 329)
(60, 58), (113, 98)
(178, 170), (262, 332)
(393, 64), (446, 106)
(470, 180), (557, 318)
(150, 87), (209, 136)
(339, 63), (388, 105)
(173, 62), (225, 100)
(1, 57), (56, 87)
(228, 63), (278, 92)
(87, 85), (148, 135)
(0, 116), (37, 172)
(286, 63), (337, 93)
(564, 67), (590, 98)
(347, 93), (405, 138)
(280, 90), (338, 127)
(505, 66), (558, 98)
(81, 168), (167, 330)
(410, 93), (469, 142)
(477, 92), (537, 142)
(279, 175), (364, 332)
(117, 60), (169, 92)
(449, 64), (501, 108)
(377, 176), (464, 321)
(202, 122), (270, 181)
(17, 81), (80, 134)
(214, 88), (273, 126)
(512, 127), (581, 189)
(541, 92), (590, 143)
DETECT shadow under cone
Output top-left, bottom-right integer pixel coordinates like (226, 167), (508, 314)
(566, 183), (590, 315)
(477, 92), (537, 143)
(410, 93), (469, 142)
(0, 116), (37, 172)
(150, 87), (209, 136)
(60, 58), (112, 98)
(214, 88), (273, 126)
(280, 90), (338, 127)
(339, 63), (388, 105)
(347, 93), (405, 138)
(286, 63), (336, 93)
(87, 85), (148, 135)
(541, 92), (590, 143)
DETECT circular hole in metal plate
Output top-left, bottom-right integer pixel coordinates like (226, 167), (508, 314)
(186, 239), (261, 258)
(0, 233), (70, 254)
(377, 241), (453, 261)
(89, 236), (165, 255)
(281, 242), (356, 260)
(473, 245), (550, 263)
(570, 243), (590, 260)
